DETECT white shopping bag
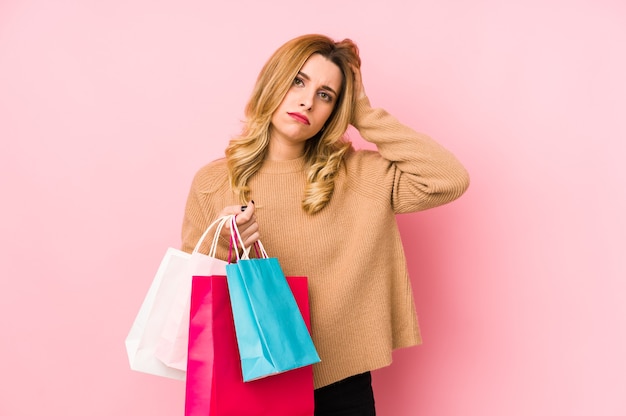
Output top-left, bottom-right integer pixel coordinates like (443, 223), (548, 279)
(125, 215), (231, 380)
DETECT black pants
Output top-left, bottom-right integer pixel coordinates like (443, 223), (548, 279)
(314, 372), (376, 416)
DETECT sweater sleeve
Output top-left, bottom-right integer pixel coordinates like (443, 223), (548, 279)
(180, 161), (233, 260)
(350, 96), (470, 213)
(181, 170), (212, 254)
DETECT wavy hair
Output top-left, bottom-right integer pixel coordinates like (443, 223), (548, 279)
(224, 34), (361, 214)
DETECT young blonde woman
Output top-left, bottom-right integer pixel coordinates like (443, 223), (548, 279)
(181, 34), (469, 415)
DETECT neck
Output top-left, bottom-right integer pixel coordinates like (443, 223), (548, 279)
(266, 140), (305, 161)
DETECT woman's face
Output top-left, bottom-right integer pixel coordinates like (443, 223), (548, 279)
(268, 53), (343, 159)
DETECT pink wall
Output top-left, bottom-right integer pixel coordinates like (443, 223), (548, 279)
(1, 0), (625, 415)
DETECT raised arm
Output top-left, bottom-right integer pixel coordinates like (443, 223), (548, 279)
(348, 67), (469, 212)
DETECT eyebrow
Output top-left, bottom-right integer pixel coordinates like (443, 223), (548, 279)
(298, 71), (338, 97)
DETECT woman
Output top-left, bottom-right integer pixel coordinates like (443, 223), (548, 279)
(181, 34), (469, 415)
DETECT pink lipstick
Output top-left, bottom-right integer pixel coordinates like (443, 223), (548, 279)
(287, 112), (310, 125)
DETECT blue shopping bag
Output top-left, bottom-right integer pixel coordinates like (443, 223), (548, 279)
(225, 217), (320, 382)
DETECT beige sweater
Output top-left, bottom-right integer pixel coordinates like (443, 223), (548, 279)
(181, 97), (470, 388)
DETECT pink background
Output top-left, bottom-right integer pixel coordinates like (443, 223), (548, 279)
(1, 0), (625, 415)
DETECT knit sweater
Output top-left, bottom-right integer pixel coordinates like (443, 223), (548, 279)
(181, 96), (470, 389)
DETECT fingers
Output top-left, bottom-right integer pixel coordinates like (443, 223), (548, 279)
(350, 63), (366, 100)
(238, 223), (260, 248)
(235, 199), (255, 223)
(217, 204), (247, 217)
(236, 210), (257, 246)
(236, 201), (260, 247)
(217, 201), (260, 247)
(216, 205), (243, 240)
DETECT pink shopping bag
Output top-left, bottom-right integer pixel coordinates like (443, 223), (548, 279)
(185, 275), (315, 416)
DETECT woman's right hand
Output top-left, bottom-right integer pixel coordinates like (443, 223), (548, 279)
(217, 200), (259, 248)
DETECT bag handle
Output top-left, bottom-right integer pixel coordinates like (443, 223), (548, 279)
(229, 215), (268, 261)
(192, 215), (232, 256)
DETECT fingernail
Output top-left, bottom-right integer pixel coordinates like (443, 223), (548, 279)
(241, 205), (247, 212)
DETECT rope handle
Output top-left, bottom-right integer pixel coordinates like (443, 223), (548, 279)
(192, 215), (232, 256)
(229, 215), (268, 261)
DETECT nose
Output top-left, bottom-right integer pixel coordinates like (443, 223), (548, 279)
(299, 90), (315, 110)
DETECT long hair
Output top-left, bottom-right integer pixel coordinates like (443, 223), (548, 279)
(225, 34), (361, 214)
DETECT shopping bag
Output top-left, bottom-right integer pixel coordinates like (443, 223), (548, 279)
(125, 215), (231, 379)
(185, 275), (314, 416)
(154, 216), (231, 370)
(225, 217), (320, 382)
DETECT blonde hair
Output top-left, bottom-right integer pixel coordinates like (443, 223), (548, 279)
(225, 34), (361, 214)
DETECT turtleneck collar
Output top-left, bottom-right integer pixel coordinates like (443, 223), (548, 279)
(258, 155), (307, 174)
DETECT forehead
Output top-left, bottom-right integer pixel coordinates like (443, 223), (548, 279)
(299, 53), (343, 93)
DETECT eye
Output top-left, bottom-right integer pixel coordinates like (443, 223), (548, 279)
(318, 91), (333, 103)
(293, 77), (304, 87)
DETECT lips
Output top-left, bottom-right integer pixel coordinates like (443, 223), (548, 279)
(287, 112), (310, 125)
